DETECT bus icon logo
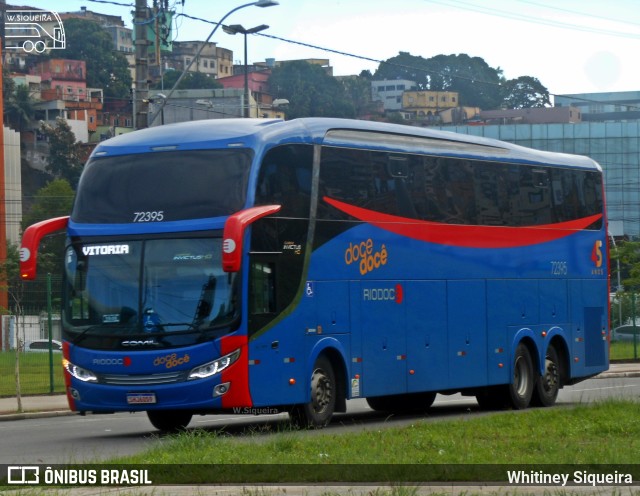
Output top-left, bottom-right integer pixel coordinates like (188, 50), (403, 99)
(3, 10), (66, 53)
(7, 466), (40, 484)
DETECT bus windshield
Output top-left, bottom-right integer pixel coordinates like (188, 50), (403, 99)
(63, 237), (239, 349)
(72, 149), (253, 223)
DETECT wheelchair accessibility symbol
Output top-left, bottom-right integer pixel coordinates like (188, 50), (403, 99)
(305, 282), (314, 297)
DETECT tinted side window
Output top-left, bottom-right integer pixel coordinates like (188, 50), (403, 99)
(319, 146), (602, 229)
(255, 145), (313, 218)
(551, 169), (603, 222)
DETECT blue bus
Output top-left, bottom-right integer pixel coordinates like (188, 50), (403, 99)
(20, 118), (609, 431)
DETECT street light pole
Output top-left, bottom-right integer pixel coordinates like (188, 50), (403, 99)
(223, 24), (269, 118)
(147, 0), (277, 126)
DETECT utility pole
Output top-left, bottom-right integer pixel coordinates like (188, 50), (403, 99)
(134, 0), (149, 129)
(0, 0), (9, 313)
(0, 38), (8, 314)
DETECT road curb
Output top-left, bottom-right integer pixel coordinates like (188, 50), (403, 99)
(595, 371), (640, 379)
(0, 410), (76, 421)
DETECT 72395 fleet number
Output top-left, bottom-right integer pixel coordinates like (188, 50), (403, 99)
(133, 211), (164, 222)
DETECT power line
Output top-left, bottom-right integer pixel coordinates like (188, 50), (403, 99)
(424, 0), (640, 39)
(86, 0), (133, 7)
(512, 0), (640, 29)
(16, 1), (640, 111)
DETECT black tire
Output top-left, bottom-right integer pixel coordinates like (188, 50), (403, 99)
(290, 355), (336, 428)
(147, 410), (193, 432)
(366, 392), (436, 413)
(507, 343), (535, 409)
(477, 343), (535, 410)
(531, 345), (560, 407)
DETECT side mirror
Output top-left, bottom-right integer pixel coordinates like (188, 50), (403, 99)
(222, 205), (281, 272)
(20, 216), (69, 280)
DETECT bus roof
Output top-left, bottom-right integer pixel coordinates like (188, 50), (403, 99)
(91, 117), (601, 171)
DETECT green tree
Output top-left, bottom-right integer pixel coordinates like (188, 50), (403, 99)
(501, 76), (551, 109)
(40, 119), (84, 188)
(5, 84), (35, 132)
(609, 240), (640, 329)
(152, 70), (223, 90)
(340, 73), (377, 118)
(374, 51), (431, 87)
(0, 242), (27, 409)
(0, 243), (22, 315)
(269, 61), (356, 119)
(611, 240), (640, 292)
(424, 53), (504, 109)
(21, 179), (75, 231)
(2, 66), (16, 102)
(375, 52), (506, 109)
(21, 179), (75, 284)
(61, 18), (132, 100)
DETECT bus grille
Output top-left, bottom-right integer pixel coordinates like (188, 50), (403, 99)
(99, 371), (188, 385)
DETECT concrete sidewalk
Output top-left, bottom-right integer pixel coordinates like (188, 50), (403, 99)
(1, 362), (638, 421)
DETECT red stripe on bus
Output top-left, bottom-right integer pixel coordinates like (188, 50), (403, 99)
(324, 196), (602, 248)
(220, 335), (252, 408)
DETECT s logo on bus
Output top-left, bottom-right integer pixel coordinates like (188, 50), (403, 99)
(591, 240), (604, 275)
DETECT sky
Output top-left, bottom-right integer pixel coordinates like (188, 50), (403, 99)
(18, 0), (640, 98)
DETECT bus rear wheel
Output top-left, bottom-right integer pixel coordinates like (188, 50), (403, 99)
(147, 410), (193, 432)
(290, 355), (336, 428)
(531, 345), (560, 407)
(366, 392), (436, 413)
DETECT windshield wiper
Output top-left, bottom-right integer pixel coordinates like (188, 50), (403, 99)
(71, 324), (131, 345)
(147, 322), (199, 333)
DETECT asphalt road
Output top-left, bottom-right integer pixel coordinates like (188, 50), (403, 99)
(1, 376), (639, 465)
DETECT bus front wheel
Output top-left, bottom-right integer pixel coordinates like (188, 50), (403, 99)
(476, 343), (534, 410)
(507, 343), (534, 409)
(290, 355), (336, 428)
(147, 410), (193, 432)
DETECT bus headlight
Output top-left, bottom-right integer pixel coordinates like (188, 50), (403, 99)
(63, 358), (98, 383)
(188, 348), (240, 380)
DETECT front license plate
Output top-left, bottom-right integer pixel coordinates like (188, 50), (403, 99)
(127, 393), (156, 405)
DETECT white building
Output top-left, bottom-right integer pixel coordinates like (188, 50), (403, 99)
(371, 79), (417, 111)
